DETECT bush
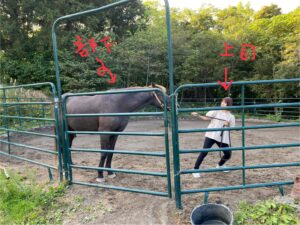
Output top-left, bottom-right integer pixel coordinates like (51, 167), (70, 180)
(235, 200), (300, 225)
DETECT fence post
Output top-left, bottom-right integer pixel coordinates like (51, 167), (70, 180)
(61, 97), (71, 181)
(163, 0), (182, 208)
(52, 94), (64, 182)
(164, 94), (172, 198)
(241, 84), (246, 185)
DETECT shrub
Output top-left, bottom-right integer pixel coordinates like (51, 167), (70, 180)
(235, 200), (300, 225)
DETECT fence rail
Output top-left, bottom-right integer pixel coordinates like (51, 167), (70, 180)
(0, 82), (63, 181)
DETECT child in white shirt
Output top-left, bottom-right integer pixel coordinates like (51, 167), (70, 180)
(191, 97), (235, 178)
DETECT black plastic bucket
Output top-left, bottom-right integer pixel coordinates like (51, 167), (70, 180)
(190, 203), (233, 225)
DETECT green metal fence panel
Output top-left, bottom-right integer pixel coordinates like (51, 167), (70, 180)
(51, 0), (174, 198)
(0, 82), (63, 181)
(62, 88), (172, 197)
(171, 78), (300, 208)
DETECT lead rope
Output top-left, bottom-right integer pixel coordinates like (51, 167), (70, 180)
(152, 92), (164, 109)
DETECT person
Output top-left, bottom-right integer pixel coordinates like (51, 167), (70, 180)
(191, 97), (235, 178)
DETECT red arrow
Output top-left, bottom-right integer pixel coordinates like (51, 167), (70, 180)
(107, 73), (117, 84)
(218, 67), (233, 91)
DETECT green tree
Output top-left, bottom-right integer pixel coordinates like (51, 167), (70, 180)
(215, 2), (254, 39)
(254, 4), (282, 19)
(0, 0), (146, 91)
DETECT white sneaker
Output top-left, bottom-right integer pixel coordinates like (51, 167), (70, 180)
(216, 164), (230, 173)
(108, 173), (116, 179)
(192, 173), (201, 178)
(96, 177), (105, 183)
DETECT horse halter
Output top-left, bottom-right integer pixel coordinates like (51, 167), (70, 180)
(152, 92), (165, 109)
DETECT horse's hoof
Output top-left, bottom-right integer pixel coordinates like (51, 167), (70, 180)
(96, 178), (105, 183)
(108, 173), (116, 179)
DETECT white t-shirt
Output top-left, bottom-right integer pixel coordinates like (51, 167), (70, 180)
(205, 110), (235, 144)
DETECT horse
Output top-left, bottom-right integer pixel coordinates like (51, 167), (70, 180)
(62, 84), (169, 182)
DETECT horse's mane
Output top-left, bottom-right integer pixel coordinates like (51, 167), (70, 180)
(109, 85), (167, 93)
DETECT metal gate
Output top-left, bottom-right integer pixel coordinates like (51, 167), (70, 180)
(171, 78), (300, 208)
(61, 88), (172, 197)
(0, 82), (63, 180)
(50, 0), (174, 197)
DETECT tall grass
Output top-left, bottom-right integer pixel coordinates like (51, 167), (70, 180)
(0, 170), (65, 225)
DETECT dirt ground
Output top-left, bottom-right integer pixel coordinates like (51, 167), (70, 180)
(0, 119), (299, 225)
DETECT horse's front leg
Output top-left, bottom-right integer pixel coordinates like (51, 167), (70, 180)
(105, 135), (118, 179)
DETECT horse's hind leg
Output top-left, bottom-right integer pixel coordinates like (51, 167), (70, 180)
(105, 135), (118, 178)
(68, 133), (76, 164)
(67, 126), (76, 165)
(97, 135), (110, 182)
(96, 153), (108, 182)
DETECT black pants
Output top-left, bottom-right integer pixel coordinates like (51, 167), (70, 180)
(194, 137), (232, 169)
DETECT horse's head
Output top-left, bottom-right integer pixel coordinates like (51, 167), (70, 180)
(150, 83), (170, 111)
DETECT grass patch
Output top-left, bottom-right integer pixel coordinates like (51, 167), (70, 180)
(235, 200), (300, 225)
(0, 170), (66, 225)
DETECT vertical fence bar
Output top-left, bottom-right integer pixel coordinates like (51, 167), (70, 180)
(241, 84), (246, 185)
(278, 185), (285, 196)
(164, 94), (172, 198)
(30, 99), (34, 128)
(52, 94), (64, 181)
(61, 97), (71, 181)
(48, 167), (53, 181)
(204, 192), (209, 204)
(253, 100), (257, 116)
(42, 99), (46, 126)
(163, 0), (182, 208)
(172, 96), (182, 208)
(16, 97), (22, 128)
(2, 89), (11, 154)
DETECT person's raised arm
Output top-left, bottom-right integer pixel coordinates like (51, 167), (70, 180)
(191, 112), (212, 121)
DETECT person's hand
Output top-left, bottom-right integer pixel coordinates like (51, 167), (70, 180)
(191, 112), (198, 117)
(224, 121), (230, 126)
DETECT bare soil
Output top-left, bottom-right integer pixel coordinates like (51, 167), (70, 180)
(0, 119), (299, 225)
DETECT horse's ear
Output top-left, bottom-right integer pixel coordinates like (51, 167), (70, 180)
(153, 84), (167, 93)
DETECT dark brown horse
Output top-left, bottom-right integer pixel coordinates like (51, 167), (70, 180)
(63, 84), (169, 182)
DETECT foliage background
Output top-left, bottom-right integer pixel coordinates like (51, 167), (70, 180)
(1, 0), (299, 100)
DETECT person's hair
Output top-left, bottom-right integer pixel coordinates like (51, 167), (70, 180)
(222, 97), (233, 106)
